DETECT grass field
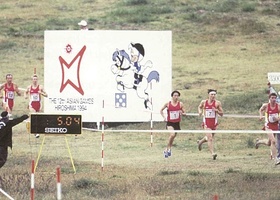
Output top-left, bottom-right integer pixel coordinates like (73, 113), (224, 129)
(1, 0), (280, 199)
(2, 122), (280, 199)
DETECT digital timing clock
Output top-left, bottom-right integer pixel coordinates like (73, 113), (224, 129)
(30, 114), (82, 134)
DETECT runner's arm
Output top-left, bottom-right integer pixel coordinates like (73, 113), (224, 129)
(160, 102), (168, 121)
(198, 100), (205, 116)
(216, 101), (224, 117)
(259, 103), (267, 121)
(14, 84), (21, 96)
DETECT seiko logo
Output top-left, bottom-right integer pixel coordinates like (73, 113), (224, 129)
(45, 127), (67, 133)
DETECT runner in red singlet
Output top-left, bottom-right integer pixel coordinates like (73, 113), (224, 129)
(0, 74), (21, 116)
(256, 92), (280, 165)
(160, 90), (187, 158)
(25, 74), (48, 112)
(197, 89), (223, 160)
(24, 74), (48, 138)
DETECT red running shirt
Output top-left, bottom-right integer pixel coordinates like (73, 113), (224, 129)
(29, 85), (41, 112)
(203, 100), (218, 130)
(3, 83), (15, 110)
(167, 101), (181, 123)
(265, 103), (279, 131)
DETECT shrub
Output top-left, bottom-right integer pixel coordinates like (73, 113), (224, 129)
(246, 137), (255, 148)
(73, 178), (100, 189)
(123, 0), (148, 5)
(215, 0), (239, 12)
(242, 3), (256, 12)
(240, 19), (266, 34)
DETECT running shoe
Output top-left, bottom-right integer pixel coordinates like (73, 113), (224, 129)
(275, 158), (280, 166)
(255, 138), (259, 149)
(163, 150), (168, 158)
(167, 149), (171, 157)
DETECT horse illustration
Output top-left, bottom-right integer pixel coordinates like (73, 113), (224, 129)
(111, 49), (160, 109)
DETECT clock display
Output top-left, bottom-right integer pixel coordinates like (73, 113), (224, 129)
(30, 114), (82, 134)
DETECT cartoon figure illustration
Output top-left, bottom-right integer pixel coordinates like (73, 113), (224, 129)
(111, 43), (160, 109)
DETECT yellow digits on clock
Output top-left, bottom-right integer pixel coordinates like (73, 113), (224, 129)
(57, 116), (63, 125)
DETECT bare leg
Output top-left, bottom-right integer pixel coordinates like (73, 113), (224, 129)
(166, 126), (176, 150)
(267, 132), (277, 160)
(255, 138), (270, 149)
(197, 129), (217, 160)
(163, 126), (176, 158)
(206, 132), (215, 155)
(2, 103), (12, 116)
(197, 136), (207, 151)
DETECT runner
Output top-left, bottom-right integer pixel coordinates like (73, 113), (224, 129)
(256, 92), (280, 165)
(25, 74), (48, 138)
(197, 89), (223, 160)
(0, 74), (21, 117)
(160, 90), (187, 158)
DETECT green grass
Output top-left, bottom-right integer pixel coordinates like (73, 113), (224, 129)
(2, 124), (280, 199)
(1, 0), (280, 199)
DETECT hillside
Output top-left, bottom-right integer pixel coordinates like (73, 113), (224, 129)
(0, 0), (279, 115)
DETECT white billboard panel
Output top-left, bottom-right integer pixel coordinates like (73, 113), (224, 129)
(44, 30), (172, 122)
(268, 72), (280, 84)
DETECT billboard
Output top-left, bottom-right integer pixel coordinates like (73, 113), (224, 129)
(268, 72), (280, 84)
(44, 30), (172, 122)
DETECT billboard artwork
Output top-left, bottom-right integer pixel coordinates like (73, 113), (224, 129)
(44, 30), (172, 122)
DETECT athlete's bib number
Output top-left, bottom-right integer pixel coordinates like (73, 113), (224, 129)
(170, 111), (180, 120)
(268, 113), (278, 123)
(31, 93), (40, 101)
(7, 91), (14, 99)
(205, 109), (215, 118)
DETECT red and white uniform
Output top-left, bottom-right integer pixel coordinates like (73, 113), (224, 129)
(29, 85), (41, 112)
(265, 103), (279, 131)
(203, 100), (218, 130)
(167, 101), (181, 123)
(3, 83), (15, 110)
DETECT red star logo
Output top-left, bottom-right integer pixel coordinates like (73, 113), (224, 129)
(58, 45), (86, 95)
(65, 44), (73, 53)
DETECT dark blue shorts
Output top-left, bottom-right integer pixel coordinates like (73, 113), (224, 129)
(166, 121), (181, 131)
